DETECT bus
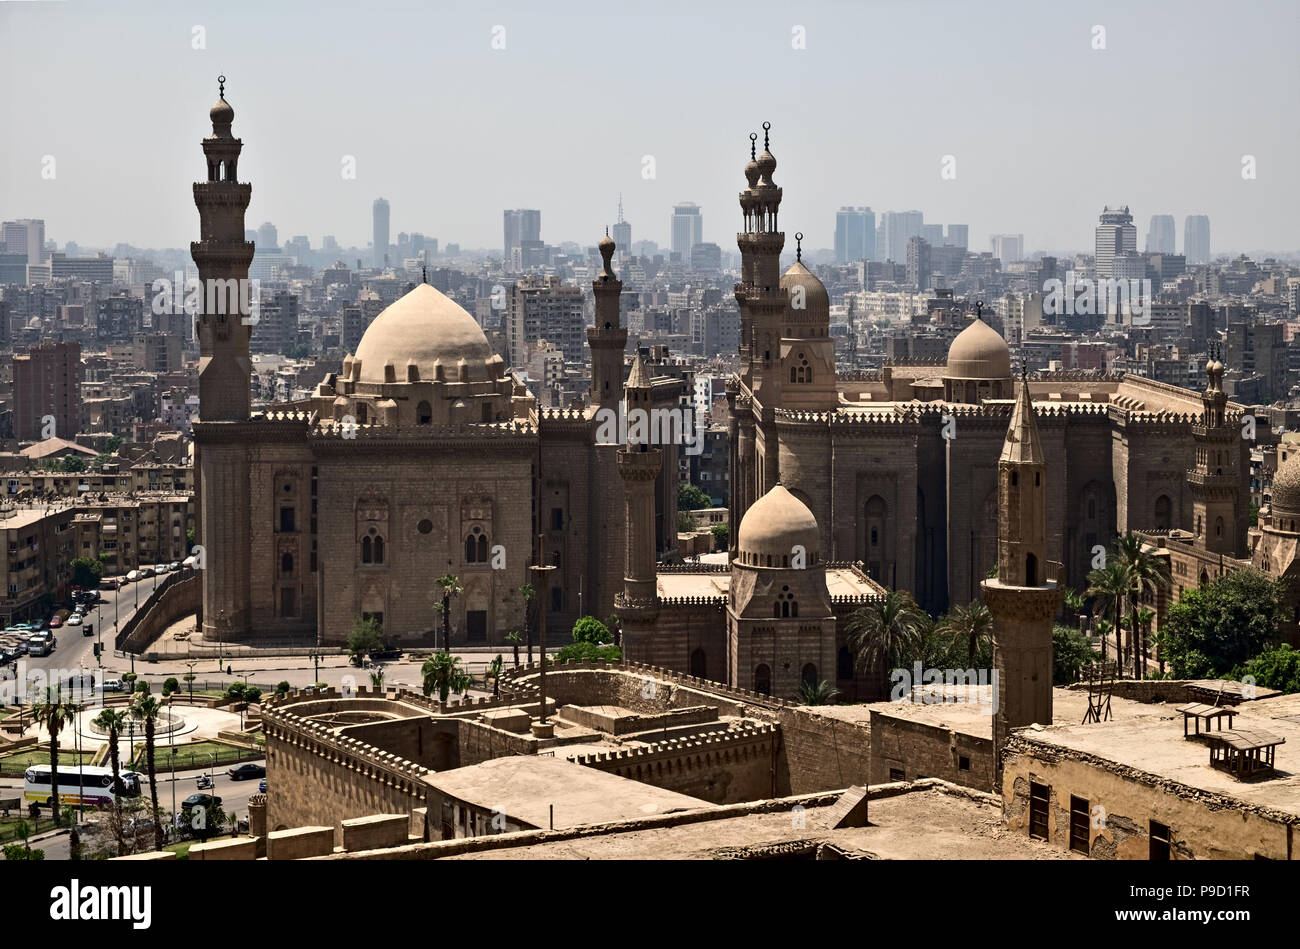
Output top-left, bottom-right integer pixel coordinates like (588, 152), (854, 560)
(24, 765), (141, 809)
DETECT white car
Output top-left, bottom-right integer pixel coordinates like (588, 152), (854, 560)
(66, 614), (82, 626)
(125, 570), (141, 582)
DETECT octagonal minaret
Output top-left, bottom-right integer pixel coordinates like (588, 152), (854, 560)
(588, 230), (626, 413)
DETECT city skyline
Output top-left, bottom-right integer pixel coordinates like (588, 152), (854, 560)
(2, 0), (1297, 257)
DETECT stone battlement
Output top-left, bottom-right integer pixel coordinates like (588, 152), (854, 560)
(567, 721), (778, 767)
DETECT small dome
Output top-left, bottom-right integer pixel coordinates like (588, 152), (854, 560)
(780, 260), (829, 323)
(352, 283), (495, 385)
(744, 157), (760, 187)
(757, 147), (776, 182)
(737, 484), (820, 565)
(946, 318), (1011, 380)
(1271, 452), (1300, 519)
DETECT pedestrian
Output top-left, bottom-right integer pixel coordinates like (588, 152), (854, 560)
(227, 664), (232, 675)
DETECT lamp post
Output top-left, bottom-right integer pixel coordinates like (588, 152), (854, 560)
(529, 533), (557, 729)
(74, 702), (84, 819)
(309, 650), (321, 686)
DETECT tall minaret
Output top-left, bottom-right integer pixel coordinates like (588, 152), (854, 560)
(615, 355), (662, 657)
(588, 229), (626, 413)
(735, 122), (786, 495)
(192, 77), (255, 642)
(1189, 343), (1246, 555)
(982, 373), (1063, 774)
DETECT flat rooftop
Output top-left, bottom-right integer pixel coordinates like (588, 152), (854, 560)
(656, 566), (884, 600)
(443, 786), (1083, 860)
(421, 755), (709, 829)
(1016, 692), (1300, 817)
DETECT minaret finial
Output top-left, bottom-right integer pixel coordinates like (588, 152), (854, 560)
(750, 132), (757, 160)
(421, 265), (427, 284)
(975, 299), (984, 321)
(795, 232), (803, 263)
(763, 121), (771, 150)
(218, 75), (226, 99)
(605, 225), (609, 237)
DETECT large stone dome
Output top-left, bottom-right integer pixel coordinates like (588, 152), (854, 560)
(736, 484), (821, 567)
(351, 283), (495, 385)
(1271, 450), (1300, 519)
(779, 261), (829, 323)
(945, 318), (1011, 380)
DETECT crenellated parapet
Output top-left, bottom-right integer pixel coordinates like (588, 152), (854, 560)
(567, 721), (779, 770)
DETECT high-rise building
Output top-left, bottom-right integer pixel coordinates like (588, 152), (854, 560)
(506, 275), (586, 365)
(1095, 206), (1136, 278)
(834, 207), (875, 263)
(1184, 214), (1211, 264)
(251, 289), (300, 355)
(906, 237), (931, 291)
(2, 220), (46, 265)
(880, 210), (923, 263)
(671, 203), (703, 259)
(690, 242), (722, 271)
(945, 224), (969, 250)
(989, 234), (1024, 267)
(503, 209), (541, 265)
(920, 224), (944, 247)
(1145, 214), (1176, 254)
(13, 340), (81, 441)
(257, 221), (279, 251)
(372, 199), (390, 268)
(612, 196), (632, 267)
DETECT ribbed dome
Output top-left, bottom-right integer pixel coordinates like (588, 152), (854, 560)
(737, 485), (820, 565)
(210, 97), (234, 126)
(351, 283), (494, 385)
(780, 261), (829, 323)
(946, 318), (1011, 380)
(1271, 451), (1300, 519)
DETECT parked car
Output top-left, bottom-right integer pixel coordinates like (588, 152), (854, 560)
(181, 793), (222, 811)
(258, 778), (266, 793)
(169, 562), (181, 572)
(125, 570), (140, 582)
(227, 763), (266, 781)
(48, 616), (62, 629)
(66, 614), (82, 627)
(27, 636), (51, 657)
(101, 678), (125, 693)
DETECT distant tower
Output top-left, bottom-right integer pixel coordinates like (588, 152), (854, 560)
(612, 196), (631, 267)
(982, 375), (1063, 772)
(588, 230), (626, 412)
(192, 76), (256, 641)
(1184, 214), (1211, 265)
(1188, 345), (1247, 555)
(735, 122), (786, 497)
(373, 198), (390, 268)
(615, 355), (662, 657)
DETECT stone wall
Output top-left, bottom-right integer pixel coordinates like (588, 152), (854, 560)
(867, 709), (995, 791)
(116, 573), (201, 653)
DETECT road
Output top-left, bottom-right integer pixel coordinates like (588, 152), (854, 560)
(1, 571), (167, 697)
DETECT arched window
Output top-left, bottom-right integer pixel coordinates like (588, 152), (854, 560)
(1154, 495), (1172, 530)
(773, 602), (781, 618)
(790, 367), (797, 383)
(373, 536), (384, 564)
(801, 663), (818, 689)
(754, 664), (772, 696)
(781, 600), (790, 617)
(477, 534), (488, 562)
(1215, 516), (1223, 538)
(690, 648), (706, 678)
(465, 535), (478, 562)
(361, 536), (372, 564)
(417, 401), (432, 424)
(1026, 552), (1038, 586)
(280, 552), (293, 574)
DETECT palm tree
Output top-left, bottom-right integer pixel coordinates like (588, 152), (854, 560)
(1135, 607), (1156, 679)
(519, 584), (535, 663)
(130, 693), (165, 851)
(421, 652), (473, 704)
(369, 669), (385, 691)
(935, 600), (993, 667)
(1116, 533), (1171, 681)
(92, 707), (129, 856)
(30, 686), (78, 825)
(1062, 587), (1086, 625)
(846, 589), (930, 690)
(487, 654), (504, 697)
(435, 574), (463, 652)
(1087, 559), (1128, 670)
(798, 679), (841, 706)
(505, 630), (522, 668)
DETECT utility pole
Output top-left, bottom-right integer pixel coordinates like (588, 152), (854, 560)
(529, 532), (557, 734)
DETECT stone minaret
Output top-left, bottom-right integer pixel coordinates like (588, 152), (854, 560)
(735, 123), (786, 507)
(615, 355), (661, 655)
(587, 230), (626, 413)
(982, 374), (1062, 772)
(1189, 344), (1247, 555)
(192, 77), (255, 642)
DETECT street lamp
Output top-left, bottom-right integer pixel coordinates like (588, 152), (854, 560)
(530, 533), (557, 727)
(168, 696), (176, 820)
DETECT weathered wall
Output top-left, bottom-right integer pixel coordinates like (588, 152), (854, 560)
(867, 709), (995, 792)
(116, 573), (201, 652)
(1002, 737), (1296, 860)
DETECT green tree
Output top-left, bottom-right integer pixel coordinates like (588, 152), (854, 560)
(797, 679), (841, 706)
(2, 843), (44, 860)
(347, 616), (384, 666)
(1062, 587), (1086, 623)
(1087, 559), (1128, 668)
(1157, 569), (1283, 678)
(162, 677), (179, 696)
(70, 557), (104, 589)
(436, 574), (463, 652)
(554, 641), (622, 662)
(1116, 533), (1170, 680)
(243, 686), (263, 704)
(369, 669), (385, 691)
(935, 600), (993, 667)
(275, 680), (291, 696)
(486, 654), (504, 697)
(61, 456), (87, 473)
(710, 523), (729, 550)
(846, 589), (930, 676)
(571, 615), (612, 645)
(1237, 644), (1300, 693)
(225, 681), (246, 700)
(130, 693), (166, 851)
(104, 434), (123, 452)
(519, 584), (535, 664)
(421, 652), (473, 704)
(1053, 624), (1101, 685)
(30, 687), (79, 826)
(676, 510), (698, 533)
(678, 482), (710, 511)
(1249, 503), (1260, 528)
(91, 708), (129, 856)
(505, 630), (522, 668)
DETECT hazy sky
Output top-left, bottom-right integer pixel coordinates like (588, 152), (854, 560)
(2, 0), (1297, 256)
